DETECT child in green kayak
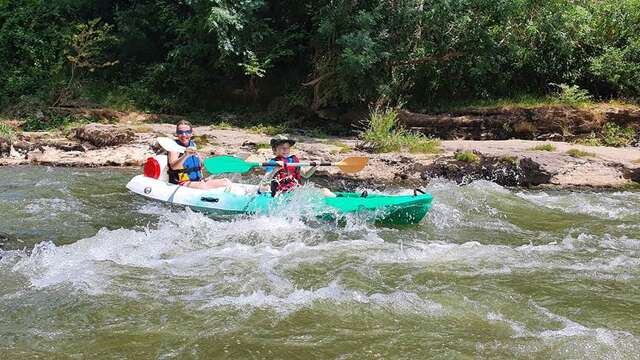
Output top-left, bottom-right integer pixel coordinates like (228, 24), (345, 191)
(262, 135), (335, 197)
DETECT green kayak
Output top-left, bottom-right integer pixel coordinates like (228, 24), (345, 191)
(127, 175), (433, 226)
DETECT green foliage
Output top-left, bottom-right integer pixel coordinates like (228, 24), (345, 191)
(0, 123), (17, 142)
(360, 108), (405, 152)
(22, 112), (76, 132)
(3, 0), (640, 118)
(55, 18), (118, 105)
(255, 143), (271, 150)
(247, 123), (288, 136)
(530, 144), (557, 152)
(601, 122), (637, 147)
(550, 83), (593, 106)
(0, 0), (70, 104)
(500, 156), (518, 165)
(360, 107), (440, 153)
(211, 121), (233, 129)
(566, 148), (596, 158)
(238, 52), (270, 79)
(407, 136), (441, 154)
(454, 150), (480, 163)
(575, 132), (602, 146)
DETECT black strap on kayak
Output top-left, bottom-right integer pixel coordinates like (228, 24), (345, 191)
(413, 188), (425, 196)
(200, 197), (219, 203)
(360, 190), (368, 198)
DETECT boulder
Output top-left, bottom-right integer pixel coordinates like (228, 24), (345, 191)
(75, 124), (134, 147)
(419, 154), (552, 186)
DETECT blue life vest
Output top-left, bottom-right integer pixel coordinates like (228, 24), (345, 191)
(168, 139), (202, 184)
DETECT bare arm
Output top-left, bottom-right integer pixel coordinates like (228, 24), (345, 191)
(167, 149), (197, 169)
(300, 165), (318, 179)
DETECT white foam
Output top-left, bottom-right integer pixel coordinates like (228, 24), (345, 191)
(516, 191), (640, 219)
(201, 281), (445, 316)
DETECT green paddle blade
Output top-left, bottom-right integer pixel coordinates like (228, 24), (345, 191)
(204, 156), (260, 174)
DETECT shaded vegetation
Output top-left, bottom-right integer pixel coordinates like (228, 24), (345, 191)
(574, 122), (637, 147)
(2, 0), (640, 128)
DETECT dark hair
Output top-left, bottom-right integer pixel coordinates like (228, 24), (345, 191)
(176, 120), (192, 132)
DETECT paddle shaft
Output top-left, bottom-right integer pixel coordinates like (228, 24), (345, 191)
(261, 161), (332, 168)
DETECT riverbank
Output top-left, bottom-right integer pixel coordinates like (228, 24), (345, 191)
(1, 117), (639, 189)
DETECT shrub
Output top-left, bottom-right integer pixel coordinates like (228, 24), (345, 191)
(406, 135), (441, 154)
(22, 112), (76, 131)
(248, 123), (288, 136)
(0, 122), (17, 142)
(500, 156), (518, 165)
(454, 150), (480, 163)
(530, 143), (556, 151)
(550, 83), (593, 106)
(566, 148), (596, 158)
(360, 107), (440, 153)
(601, 122), (636, 147)
(211, 121), (233, 129)
(575, 132), (602, 146)
(360, 107), (405, 152)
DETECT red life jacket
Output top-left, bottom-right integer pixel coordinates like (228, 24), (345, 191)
(271, 155), (302, 194)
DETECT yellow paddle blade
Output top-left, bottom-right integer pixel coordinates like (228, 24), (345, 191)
(334, 156), (368, 173)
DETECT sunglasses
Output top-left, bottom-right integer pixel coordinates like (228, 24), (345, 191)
(176, 129), (192, 135)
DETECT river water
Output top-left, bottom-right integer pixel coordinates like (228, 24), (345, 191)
(1, 166), (639, 359)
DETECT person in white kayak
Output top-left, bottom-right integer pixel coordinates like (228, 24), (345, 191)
(167, 120), (231, 189)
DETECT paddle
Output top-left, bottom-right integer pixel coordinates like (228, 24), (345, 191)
(157, 137), (188, 153)
(204, 156), (368, 175)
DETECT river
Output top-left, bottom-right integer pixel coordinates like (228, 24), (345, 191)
(1, 166), (639, 358)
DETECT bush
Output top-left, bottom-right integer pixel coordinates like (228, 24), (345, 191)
(530, 143), (557, 151)
(550, 83), (593, 106)
(360, 107), (405, 152)
(575, 132), (602, 146)
(566, 148), (596, 158)
(360, 107), (440, 153)
(247, 123), (288, 136)
(406, 135), (441, 154)
(0, 122), (17, 142)
(454, 150), (480, 163)
(22, 112), (76, 131)
(601, 122), (636, 147)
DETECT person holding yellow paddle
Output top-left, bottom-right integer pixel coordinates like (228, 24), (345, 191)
(202, 135), (368, 197)
(263, 135), (333, 196)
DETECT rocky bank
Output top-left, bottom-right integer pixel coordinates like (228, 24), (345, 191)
(1, 116), (639, 190)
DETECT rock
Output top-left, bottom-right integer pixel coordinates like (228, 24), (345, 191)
(0, 138), (10, 157)
(623, 167), (640, 183)
(419, 154), (552, 186)
(75, 124), (134, 147)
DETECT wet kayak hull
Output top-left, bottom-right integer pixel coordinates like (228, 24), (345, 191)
(126, 175), (432, 225)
